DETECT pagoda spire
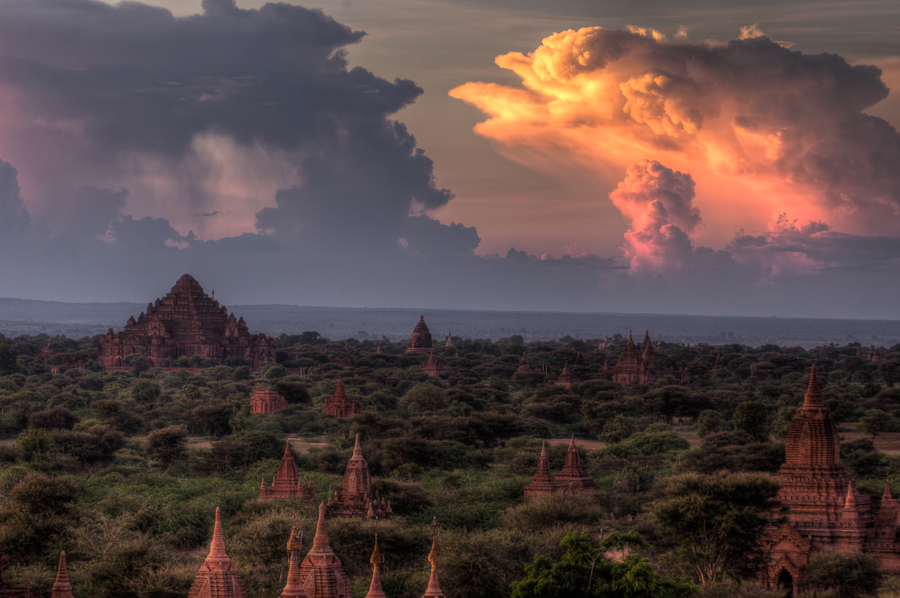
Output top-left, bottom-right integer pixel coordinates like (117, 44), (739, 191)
(279, 525), (308, 598)
(421, 519), (446, 598)
(803, 365), (825, 409)
(187, 507), (248, 598)
(50, 551), (75, 598)
(311, 502), (331, 553)
(365, 523), (386, 598)
(352, 433), (363, 460)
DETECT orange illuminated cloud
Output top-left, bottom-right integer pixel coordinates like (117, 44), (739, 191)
(450, 26), (899, 247)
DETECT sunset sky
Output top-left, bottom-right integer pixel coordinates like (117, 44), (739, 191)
(0, 0), (898, 318)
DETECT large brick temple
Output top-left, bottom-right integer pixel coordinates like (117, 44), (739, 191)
(762, 366), (900, 594)
(97, 274), (276, 369)
(610, 331), (660, 385)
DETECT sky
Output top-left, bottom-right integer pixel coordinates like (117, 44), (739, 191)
(0, 0), (899, 318)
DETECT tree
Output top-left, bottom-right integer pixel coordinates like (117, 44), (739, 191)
(696, 410), (722, 438)
(0, 343), (19, 375)
(142, 424), (188, 468)
(130, 379), (161, 404)
(857, 409), (900, 439)
(399, 383), (448, 413)
(800, 549), (882, 597)
(733, 401), (769, 441)
(600, 415), (639, 444)
(652, 471), (780, 585)
(878, 361), (899, 387)
(28, 406), (80, 430)
(191, 401), (233, 437)
(510, 531), (697, 598)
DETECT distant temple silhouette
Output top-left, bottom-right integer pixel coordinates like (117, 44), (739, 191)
(405, 315), (434, 354)
(97, 274), (275, 369)
(609, 331), (660, 385)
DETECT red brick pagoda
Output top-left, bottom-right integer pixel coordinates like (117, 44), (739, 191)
(516, 353), (532, 374)
(422, 352), (444, 378)
(299, 503), (352, 598)
(251, 390), (288, 414)
(327, 434), (391, 520)
(322, 379), (365, 418)
(762, 366), (900, 594)
(524, 438), (595, 499)
(49, 552), (74, 598)
(610, 331), (659, 386)
(97, 274), (275, 369)
(405, 315), (434, 354)
(555, 361), (574, 388)
(188, 507), (248, 598)
(259, 442), (315, 502)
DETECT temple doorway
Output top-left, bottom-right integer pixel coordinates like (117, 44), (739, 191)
(777, 569), (793, 597)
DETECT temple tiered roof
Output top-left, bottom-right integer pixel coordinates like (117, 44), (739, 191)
(406, 315), (434, 354)
(187, 508), (248, 598)
(98, 274), (275, 369)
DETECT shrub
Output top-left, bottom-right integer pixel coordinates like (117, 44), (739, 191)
(27, 406), (80, 430)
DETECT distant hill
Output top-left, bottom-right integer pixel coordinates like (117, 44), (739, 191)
(1, 298), (899, 349)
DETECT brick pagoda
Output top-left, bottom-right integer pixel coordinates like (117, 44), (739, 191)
(762, 366), (900, 594)
(322, 379), (365, 418)
(259, 442), (315, 501)
(299, 503), (352, 598)
(422, 352), (444, 378)
(98, 274), (275, 369)
(50, 552), (74, 598)
(251, 390), (288, 414)
(278, 525), (308, 598)
(327, 434), (391, 520)
(405, 316), (434, 354)
(524, 438), (595, 499)
(555, 361), (574, 388)
(610, 331), (659, 386)
(516, 353), (532, 374)
(187, 507), (248, 598)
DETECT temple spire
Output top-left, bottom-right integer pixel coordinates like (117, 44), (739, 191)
(311, 502), (330, 552)
(353, 433), (363, 459)
(50, 551), (75, 598)
(421, 519), (446, 598)
(803, 365), (825, 409)
(208, 507), (229, 562)
(279, 525), (308, 598)
(365, 523), (386, 598)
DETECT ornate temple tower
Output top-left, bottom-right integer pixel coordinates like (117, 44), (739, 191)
(298, 504), (352, 598)
(187, 508), (248, 598)
(523, 441), (555, 499)
(328, 434), (391, 519)
(50, 552), (75, 598)
(554, 436), (596, 494)
(762, 366), (880, 594)
(260, 441), (314, 501)
(406, 316), (434, 354)
(97, 274), (275, 368)
(322, 379), (365, 418)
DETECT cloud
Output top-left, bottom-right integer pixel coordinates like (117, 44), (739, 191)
(609, 160), (700, 272)
(0, 0), (456, 251)
(450, 27), (899, 239)
(0, 159), (31, 238)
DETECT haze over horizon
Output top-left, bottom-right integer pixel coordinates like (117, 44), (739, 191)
(0, 0), (898, 319)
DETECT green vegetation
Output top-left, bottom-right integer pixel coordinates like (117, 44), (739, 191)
(1, 333), (900, 597)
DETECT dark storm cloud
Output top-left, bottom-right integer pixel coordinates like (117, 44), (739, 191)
(0, 160), (31, 237)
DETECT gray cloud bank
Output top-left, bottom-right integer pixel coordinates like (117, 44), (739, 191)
(0, 2), (899, 319)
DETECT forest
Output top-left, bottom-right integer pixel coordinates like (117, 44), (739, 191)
(1, 331), (899, 598)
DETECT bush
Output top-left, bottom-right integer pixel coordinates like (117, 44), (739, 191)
(502, 493), (606, 533)
(399, 384), (448, 413)
(142, 425), (188, 469)
(625, 430), (690, 455)
(800, 549), (882, 597)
